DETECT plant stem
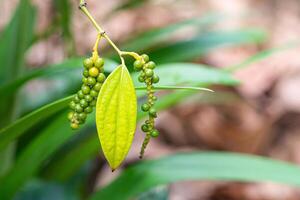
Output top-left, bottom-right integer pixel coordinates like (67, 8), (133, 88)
(79, 0), (126, 65)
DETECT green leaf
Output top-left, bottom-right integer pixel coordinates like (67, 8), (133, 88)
(0, 112), (74, 199)
(0, 0), (36, 84)
(90, 152), (300, 200)
(96, 65), (137, 170)
(148, 29), (267, 64)
(0, 96), (72, 151)
(0, 58), (117, 98)
(133, 63), (239, 88)
(122, 14), (225, 52)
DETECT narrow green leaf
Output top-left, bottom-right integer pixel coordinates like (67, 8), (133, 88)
(149, 29), (267, 64)
(122, 14), (225, 52)
(96, 65), (137, 170)
(133, 63), (239, 88)
(0, 0), (36, 84)
(135, 86), (214, 92)
(90, 152), (300, 200)
(0, 58), (117, 98)
(0, 112), (74, 199)
(0, 96), (72, 151)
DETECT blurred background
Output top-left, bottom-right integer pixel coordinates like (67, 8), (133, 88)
(1, 0), (300, 199)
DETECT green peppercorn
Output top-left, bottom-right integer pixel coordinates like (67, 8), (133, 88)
(83, 58), (93, 69)
(134, 60), (143, 71)
(150, 129), (159, 137)
(152, 75), (160, 84)
(145, 69), (154, 77)
(84, 106), (93, 113)
(142, 54), (149, 62)
(90, 100), (96, 106)
(93, 83), (102, 91)
(85, 95), (93, 102)
(138, 75), (145, 83)
(82, 85), (90, 94)
(141, 124), (149, 132)
(87, 77), (96, 85)
(89, 67), (99, 77)
(80, 99), (88, 108)
(146, 61), (156, 69)
(90, 89), (98, 97)
(149, 108), (157, 117)
(70, 101), (76, 110)
(82, 77), (88, 84)
(83, 69), (89, 77)
(74, 95), (80, 103)
(152, 96), (157, 101)
(77, 90), (84, 99)
(97, 73), (106, 83)
(79, 113), (87, 120)
(71, 123), (79, 130)
(68, 112), (74, 121)
(95, 57), (104, 68)
(141, 103), (150, 112)
(75, 104), (83, 113)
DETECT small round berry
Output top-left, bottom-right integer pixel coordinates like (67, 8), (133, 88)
(142, 54), (149, 62)
(141, 103), (150, 112)
(145, 69), (154, 77)
(75, 104), (83, 113)
(149, 108), (157, 117)
(83, 58), (93, 69)
(141, 124), (149, 132)
(90, 89), (98, 97)
(152, 75), (160, 84)
(85, 95), (93, 102)
(79, 113), (87, 120)
(133, 60), (143, 71)
(152, 96), (157, 101)
(87, 77), (96, 86)
(74, 95), (80, 103)
(89, 67), (99, 77)
(146, 61), (156, 69)
(68, 112), (74, 121)
(83, 69), (89, 77)
(97, 73), (106, 83)
(95, 57), (104, 68)
(84, 106), (93, 113)
(81, 85), (90, 95)
(138, 76), (145, 83)
(150, 129), (159, 137)
(90, 100), (96, 106)
(80, 99), (88, 108)
(71, 123), (79, 130)
(82, 77), (88, 84)
(69, 101), (76, 110)
(77, 90), (84, 99)
(93, 83), (102, 91)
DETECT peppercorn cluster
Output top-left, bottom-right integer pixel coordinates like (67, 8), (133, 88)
(68, 56), (106, 130)
(133, 54), (160, 157)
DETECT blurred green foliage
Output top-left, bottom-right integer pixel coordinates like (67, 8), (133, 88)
(0, 0), (299, 200)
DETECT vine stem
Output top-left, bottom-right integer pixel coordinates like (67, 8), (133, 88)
(79, 0), (131, 65)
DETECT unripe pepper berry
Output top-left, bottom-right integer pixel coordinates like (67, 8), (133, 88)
(141, 103), (150, 112)
(142, 54), (149, 62)
(85, 95), (93, 102)
(83, 58), (93, 69)
(80, 99), (88, 108)
(146, 61), (156, 69)
(97, 73), (106, 83)
(133, 60), (143, 71)
(83, 69), (89, 77)
(89, 67), (99, 77)
(77, 90), (84, 99)
(93, 83), (102, 91)
(149, 108), (157, 117)
(150, 129), (159, 137)
(87, 77), (96, 86)
(152, 75), (160, 84)
(90, 89), (98, 97)
(145, 69), (154, 77)
(95, 58), (104, 68)
(82, 85), (90, 94)
(84, 106), (93, 113)
(70, 101), (76, 110)
(71, 123), (79, 130)
(141, 124), (149, 132)
(75, 104), (83, 113)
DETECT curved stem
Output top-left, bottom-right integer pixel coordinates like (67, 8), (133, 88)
(79, 0), (125, 65)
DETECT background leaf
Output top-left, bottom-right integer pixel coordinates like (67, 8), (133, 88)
(90, 152), (300, 200)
